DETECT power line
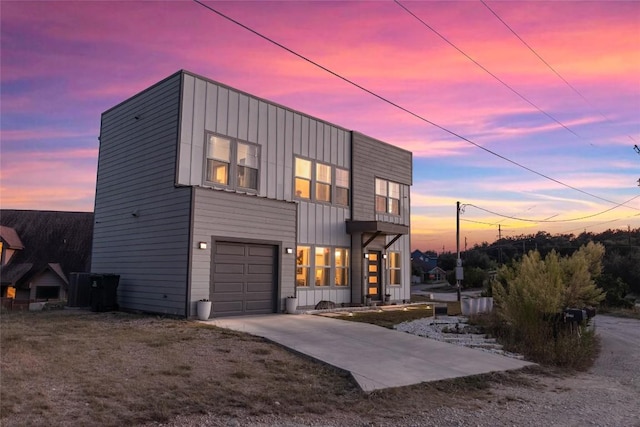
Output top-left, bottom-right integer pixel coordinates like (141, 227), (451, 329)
(560, 213), (640, 234)
(480, 0), (638, 144)
(394, 0), (592, 146)
(190, 0), (636, 210)
(463, 195), (640, 223)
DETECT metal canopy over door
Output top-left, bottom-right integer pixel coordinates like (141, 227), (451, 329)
(367, 251), (383, 301)
(211, 242), (277, 316)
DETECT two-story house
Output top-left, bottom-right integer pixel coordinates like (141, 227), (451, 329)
(91, 70), (412, 318)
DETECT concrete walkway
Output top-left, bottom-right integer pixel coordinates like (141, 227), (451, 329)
(207, 314), (533, 392)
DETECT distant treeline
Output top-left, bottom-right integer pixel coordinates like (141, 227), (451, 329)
(433, 228), (640, 297)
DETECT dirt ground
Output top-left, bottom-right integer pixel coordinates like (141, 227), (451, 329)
(1, 310), (638, 427)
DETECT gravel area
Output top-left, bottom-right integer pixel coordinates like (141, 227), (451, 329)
(152, 315), (640, 427)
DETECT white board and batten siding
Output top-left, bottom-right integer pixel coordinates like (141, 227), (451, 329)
(92, 73), (192, 316)
(177, 72), (352, 308)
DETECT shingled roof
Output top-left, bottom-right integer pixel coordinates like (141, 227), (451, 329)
(0, 210), (94, 286)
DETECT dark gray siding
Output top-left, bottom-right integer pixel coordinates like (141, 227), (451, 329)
(351, 131), (412, 223)
(191, 188), (296, 314)
(350, 131), (412, 303)
(92, 73), (191, 316)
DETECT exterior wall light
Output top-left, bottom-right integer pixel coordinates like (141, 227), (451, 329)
(285, 247), (293, 254)
(198, 242), (207, 250)
(364, 253), (369, 259)
(382, 254), (387, 259)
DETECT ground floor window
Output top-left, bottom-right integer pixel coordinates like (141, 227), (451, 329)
(296, 245), (350, 288)
(315, 247), (330, 286)
(296, 246), (311, 287)
(389, 251), (401, 285)
(35, 286), (60, 300)
(335, 248), (349, 286)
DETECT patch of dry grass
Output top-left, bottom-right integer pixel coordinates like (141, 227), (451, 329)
(332, 305), (435, 328)
(1, 310), (536, 426)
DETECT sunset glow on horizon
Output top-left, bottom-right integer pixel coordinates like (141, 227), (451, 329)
(1, 1), (639, 252)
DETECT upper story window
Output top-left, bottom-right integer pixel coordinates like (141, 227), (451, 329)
(237, 142), (258, 190)
(206, 136), (231, 185)
(375, 178), (400, 215)
(316, 163), (332, 202)
(206, 134), (259, 191)
(294, 157), (349, 207)
(335, 168), (349, 206)
(295, 158), (312, 199)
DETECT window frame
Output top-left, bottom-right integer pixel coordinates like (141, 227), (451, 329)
(334, 247), (350, 287)
(295, 245), (351, 289)
(314, 246), (331, 287)
(296, 246), (311, 287)
(388, 251), (401, 286)
(294, 156), (349, 207)
(375, 178), (401, 216)
(204, 132), (260, 193)
(335, 168), (350, 207)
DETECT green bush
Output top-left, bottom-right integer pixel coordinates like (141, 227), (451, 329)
(490, 242), (604, 368)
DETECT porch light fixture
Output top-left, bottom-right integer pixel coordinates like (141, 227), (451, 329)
(285, 247), (293, 254)
(364, 253), (369, 259)
(198, 242), (207, 250)
(382, 254), (387, 259)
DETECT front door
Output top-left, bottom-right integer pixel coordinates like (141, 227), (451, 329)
(367, 251), (383, 300)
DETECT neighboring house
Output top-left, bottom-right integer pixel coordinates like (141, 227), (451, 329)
(428, 267), (447, 282)
(91, 70), (412, 318)
(0, 210), (93, 301)
(411, 250), (438, 281)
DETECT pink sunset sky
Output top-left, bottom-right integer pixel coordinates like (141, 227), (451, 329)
(1, 0), (639, 252)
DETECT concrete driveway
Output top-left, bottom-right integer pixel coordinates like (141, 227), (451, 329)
(207, 314), (533, 392)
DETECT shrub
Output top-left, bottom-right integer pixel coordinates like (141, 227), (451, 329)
(490, 243), (604, 368)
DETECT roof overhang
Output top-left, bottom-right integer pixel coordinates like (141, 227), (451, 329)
(346, 220), (409, 236)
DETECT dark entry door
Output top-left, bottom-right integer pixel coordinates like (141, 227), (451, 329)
(211, 242), (276, 316)
(367, 251), (383, 300)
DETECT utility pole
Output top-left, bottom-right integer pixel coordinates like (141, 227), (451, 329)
(455, 201), (462, 301)
(498, 224), (502, 264)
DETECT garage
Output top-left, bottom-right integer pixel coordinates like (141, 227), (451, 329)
(210, 241), (277, 316)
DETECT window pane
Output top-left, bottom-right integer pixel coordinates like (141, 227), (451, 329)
(390, 252), (400, 269)
(208, 136), (231, 161)
(375, 178), (387, 196)
(334, 248), (349, 267)
(389, 182), (400, 199)
(335, 268), (349, 286)
(237, 166), (258, 189)
(335, 187), (349, 206)
(316, 182), (331, 202)
(237, 143), (258, 168)
(297, 246), (310, 266)
(296, 267), (309, 287)
(336, 168), (349, 188)
(389, 198), (400, 215)
(315, 268), (330, 286)
(315, 247), (330, 266)
(390, 269), (401, 285)
(206, 159), (229, 184)
(295, 158), (311, 179)
(295, 178), (311, 199)
(375, 195), (387, 213)
(316, 163), (331, 184)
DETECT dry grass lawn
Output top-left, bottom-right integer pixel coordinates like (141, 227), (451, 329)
(1, 310), (536, 426)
